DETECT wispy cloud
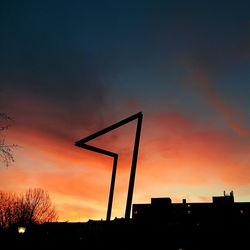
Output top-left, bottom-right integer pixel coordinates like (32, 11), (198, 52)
(185, 64), (250, 137)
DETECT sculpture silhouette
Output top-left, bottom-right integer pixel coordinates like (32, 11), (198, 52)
(75, 112), (143, 220)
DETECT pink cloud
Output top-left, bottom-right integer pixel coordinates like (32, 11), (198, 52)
(141, 111), (250, 187)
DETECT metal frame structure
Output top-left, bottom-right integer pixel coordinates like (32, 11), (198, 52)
(75, 112), (143, 220)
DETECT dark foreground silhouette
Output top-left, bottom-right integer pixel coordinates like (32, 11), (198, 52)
(1, 192), (250, 250)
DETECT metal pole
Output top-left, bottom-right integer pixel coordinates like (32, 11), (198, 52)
(125, 113), (143, 219)
(106, 155), (118, 221)
(75, 112), (143, 221)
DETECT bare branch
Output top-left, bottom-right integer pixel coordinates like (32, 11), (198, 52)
(0, 113), (17, 167)
(0, 188), (58, 229)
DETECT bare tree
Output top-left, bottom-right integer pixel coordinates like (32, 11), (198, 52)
(0, 191), (17, 229)
(0, 188), (58, 229)
(0, 113), (17, 167)
(18, 188), (58, 224)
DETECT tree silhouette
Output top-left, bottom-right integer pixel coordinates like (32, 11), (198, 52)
(0, 113), (17, 167)
(0, 188), (57, 229)
(0, 191), (16, 229)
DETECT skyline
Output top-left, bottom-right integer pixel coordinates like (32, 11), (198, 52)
(0, 0), (250, 221)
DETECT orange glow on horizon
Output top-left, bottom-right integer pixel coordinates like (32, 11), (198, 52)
(1, 111), (250, 221)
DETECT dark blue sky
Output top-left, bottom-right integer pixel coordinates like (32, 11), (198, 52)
(1, 1), (249, 121)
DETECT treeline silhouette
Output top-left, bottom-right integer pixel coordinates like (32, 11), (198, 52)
(2, 192), (250, 249)
(0, 188), (57, 230)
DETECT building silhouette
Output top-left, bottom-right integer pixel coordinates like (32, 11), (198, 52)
(132, 191), (250, 249)
(132, 191), (250, 223)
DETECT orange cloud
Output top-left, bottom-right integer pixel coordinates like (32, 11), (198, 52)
(2, 108), (250, 221)
(1, 121), (144, 220)
(141, 111), (250, 187)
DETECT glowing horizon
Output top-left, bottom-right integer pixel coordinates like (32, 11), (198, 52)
(1, 108), (250, 221)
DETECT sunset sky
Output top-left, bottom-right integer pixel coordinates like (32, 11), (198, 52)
(0, 0), (250, 221)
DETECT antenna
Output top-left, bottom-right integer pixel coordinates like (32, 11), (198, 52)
(75, 112), (143, 220)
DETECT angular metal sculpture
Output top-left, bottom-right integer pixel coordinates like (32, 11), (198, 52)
(75, 112), (143, 220)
